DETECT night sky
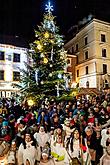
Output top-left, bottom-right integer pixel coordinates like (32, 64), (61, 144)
(0, 0), (110, 43)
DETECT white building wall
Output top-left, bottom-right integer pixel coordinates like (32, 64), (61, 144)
(0, 44), (28, 97)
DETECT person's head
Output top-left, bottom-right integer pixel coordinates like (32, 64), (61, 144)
(53, 114), (58, 123)
(56, 136), (62, 144)
(73, 129), (80, 140)
(25, 134), (32, 143)
(39, 126), (45, 132)
(19, 120), (25, 129)
(64, 119), (70, 127)
(56, 127), (62, 135)
(41, 149), (49, 161)
(2, 121), (8, 129)
(73, 115), (78, 123)
(85, 126), (93, 136)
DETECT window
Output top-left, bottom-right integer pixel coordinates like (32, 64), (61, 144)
(102, 49), (106, 57)
(86, 66), (88, 74)
(101, 34), (106, 42)
(13, 53), (20, 62)
(0, 51), (5, 60)
(103, 64), (107, 74)
(13, 71), (20, 81)
(8, 55), (12, 61)
(85, 51), (88, 60)
(0, 70), (4, 80)
(67, 58), (71, 66)
(86, 81), (89, 88)
(77, 70), (79, 77)
(76, 44), (78, 52)
(85, 37), (88, 45)
(72, 47), (74, 54)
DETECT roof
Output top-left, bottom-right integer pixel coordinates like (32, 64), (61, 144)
(77, 88), (101, 96)
(0, 35), (29, 48)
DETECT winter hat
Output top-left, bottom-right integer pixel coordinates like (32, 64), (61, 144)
(9, 114), (15, 123)
(17, 116), (24, 124)
(85, 126), (93, 134)
(42, 148), (49, 157)
(2, 121), (8, 126)
(64, 119), (70, 126)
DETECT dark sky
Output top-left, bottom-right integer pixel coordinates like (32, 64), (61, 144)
(0, 0), (110, 43)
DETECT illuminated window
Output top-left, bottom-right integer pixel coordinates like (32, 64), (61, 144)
(0, 70), (4, 80)
(101, 34), (106, 42)
(0, 51), (5, 60)
(13, 53), (20, 62)
(103, 64), (107, 74)
(13, 71), (20, 81)
(102, 49), (106, 57)
(86, 66), (88, 74)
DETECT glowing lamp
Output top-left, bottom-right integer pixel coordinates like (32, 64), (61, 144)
(43, 57), (48, 64)
(37, 44), (42, 50)
(27, 99), (34, 106)
(44, 32), (49, 38)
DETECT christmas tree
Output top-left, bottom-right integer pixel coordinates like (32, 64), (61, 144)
(20, 1), (69, 102)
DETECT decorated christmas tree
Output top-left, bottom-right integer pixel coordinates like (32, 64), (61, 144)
(20, 1), (69, 102)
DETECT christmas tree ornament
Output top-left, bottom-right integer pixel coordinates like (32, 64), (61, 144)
(50, 64), (53, 67)
(43, 57), (48, 64)
(58, 73), (62, 79)
(41, 81), (44, 84)
(49, 73), (52, 77)
(37, 44), (42, 50)
(44, 32), (49, 38)
(45, 1), (53, 14)
(50, 39), (54, 44)
(40, 53), (45, 58)
(27, 99), (34, 106)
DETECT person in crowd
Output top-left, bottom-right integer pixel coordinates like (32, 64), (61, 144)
(15, 119), (27, 148)
(51, 135), (70, 165)
(18, 131), (38, 165)
(39, 148), (55, 165)
(101, 127), (110, 154)
(34, 126), (50, 149)
(100, 145), (110, 165)
(52, 125), (65, 146)
(0, 120), (12, 156)
(62, 118), (75, 141)
(7, 141), (17, 165)
(37, 110), (49, 131)
(84, 126), (98, 165)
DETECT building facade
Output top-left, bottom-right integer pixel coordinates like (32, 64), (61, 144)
(65, 19), (110, 90)
(0, 43), (28, 97)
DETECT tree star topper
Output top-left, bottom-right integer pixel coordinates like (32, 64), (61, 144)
(45, 1), (53, 14)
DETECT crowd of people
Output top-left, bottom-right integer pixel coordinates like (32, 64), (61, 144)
(0, 94), (110, 165)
